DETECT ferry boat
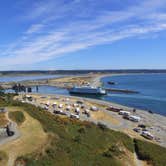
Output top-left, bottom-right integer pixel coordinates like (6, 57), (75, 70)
(68, 86), (106, 95)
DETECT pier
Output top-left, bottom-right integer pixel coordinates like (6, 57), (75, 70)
(105, 88), (139, 94)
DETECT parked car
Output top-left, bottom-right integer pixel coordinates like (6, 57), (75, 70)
(91, 106), (98, 111)
(119, 111), (130, 116)
(70, 113), (79, 119)
(138, 124), (146, 128)
(58, 104), (63, 108)
(141, 131), (154, 140)
(66, 105), (71, 111)
(133, 128), (141, 133)
(75, 108), (80, 115)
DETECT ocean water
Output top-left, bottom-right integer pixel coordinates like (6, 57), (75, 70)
(101, 74), (166, 116)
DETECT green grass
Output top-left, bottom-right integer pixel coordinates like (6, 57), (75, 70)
(8, 111), (25, 125)
(134, 139), (166, 166)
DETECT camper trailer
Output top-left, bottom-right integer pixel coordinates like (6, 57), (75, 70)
(129, 115), (141, 122)
(119, 111), (130, 116)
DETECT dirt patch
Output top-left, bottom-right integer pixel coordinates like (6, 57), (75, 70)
(91, 111), (120, 125)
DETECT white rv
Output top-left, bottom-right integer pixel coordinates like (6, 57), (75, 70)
(129, 115), (141, 122)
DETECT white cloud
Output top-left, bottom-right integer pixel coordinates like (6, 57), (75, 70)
(25, 24), (44, 34)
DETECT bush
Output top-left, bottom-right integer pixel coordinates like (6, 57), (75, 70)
(97, 122), (108, 131)
(9, 111), (25, 125)
(134, 139), (166, 166)
(0, 151), (8, 161)
(103, 145), (122, 158)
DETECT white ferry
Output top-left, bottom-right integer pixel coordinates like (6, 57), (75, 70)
(68, 86), (106, 95)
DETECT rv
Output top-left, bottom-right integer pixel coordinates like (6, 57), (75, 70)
(119, 111), (130, 116)
(129, 115), (141, 122)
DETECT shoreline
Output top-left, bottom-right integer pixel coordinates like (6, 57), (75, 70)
(2, 73), (166, 117)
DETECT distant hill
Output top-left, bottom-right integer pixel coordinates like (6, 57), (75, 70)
(0, 69), (166, 75)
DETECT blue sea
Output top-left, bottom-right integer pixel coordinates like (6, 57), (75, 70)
(3, 73), (166, 116)
(101, 74), (166, 116)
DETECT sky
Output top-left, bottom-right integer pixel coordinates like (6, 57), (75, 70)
(0, 0), (166, 70)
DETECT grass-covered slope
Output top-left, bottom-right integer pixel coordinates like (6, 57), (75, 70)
(134, 139), (166, 166)
(1, 95), (166, 166)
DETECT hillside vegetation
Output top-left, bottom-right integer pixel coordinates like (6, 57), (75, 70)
(8, 111), (25, 125)
(134, 139), (166, 166)
(0, 94), (166, 166)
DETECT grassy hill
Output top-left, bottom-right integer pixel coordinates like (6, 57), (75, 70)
(0, 94), (166, 166)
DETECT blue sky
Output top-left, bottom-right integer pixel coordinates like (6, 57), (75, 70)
(0, 0), (166, 70)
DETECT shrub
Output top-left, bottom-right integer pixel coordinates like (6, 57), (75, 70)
(0, 151), (8, 161)
(9, 111), (25, 125)
(97, 122), (108, 131)
(134, 139), (166, 166)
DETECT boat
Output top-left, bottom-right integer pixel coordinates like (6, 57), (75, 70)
(108, 81), (116, 85)
(68, 86), (106, 95)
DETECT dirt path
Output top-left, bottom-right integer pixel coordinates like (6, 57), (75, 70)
(0, 107), (48, 166)
(133, 152), (149, 166)
(0, 111), (21, 146)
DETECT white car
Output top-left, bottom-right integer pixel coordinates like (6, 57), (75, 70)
(66, 105), (71, 111)
(91, 106), (98, 111)
(75, 108), (80, 115)
(58, 104), (63, 108)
